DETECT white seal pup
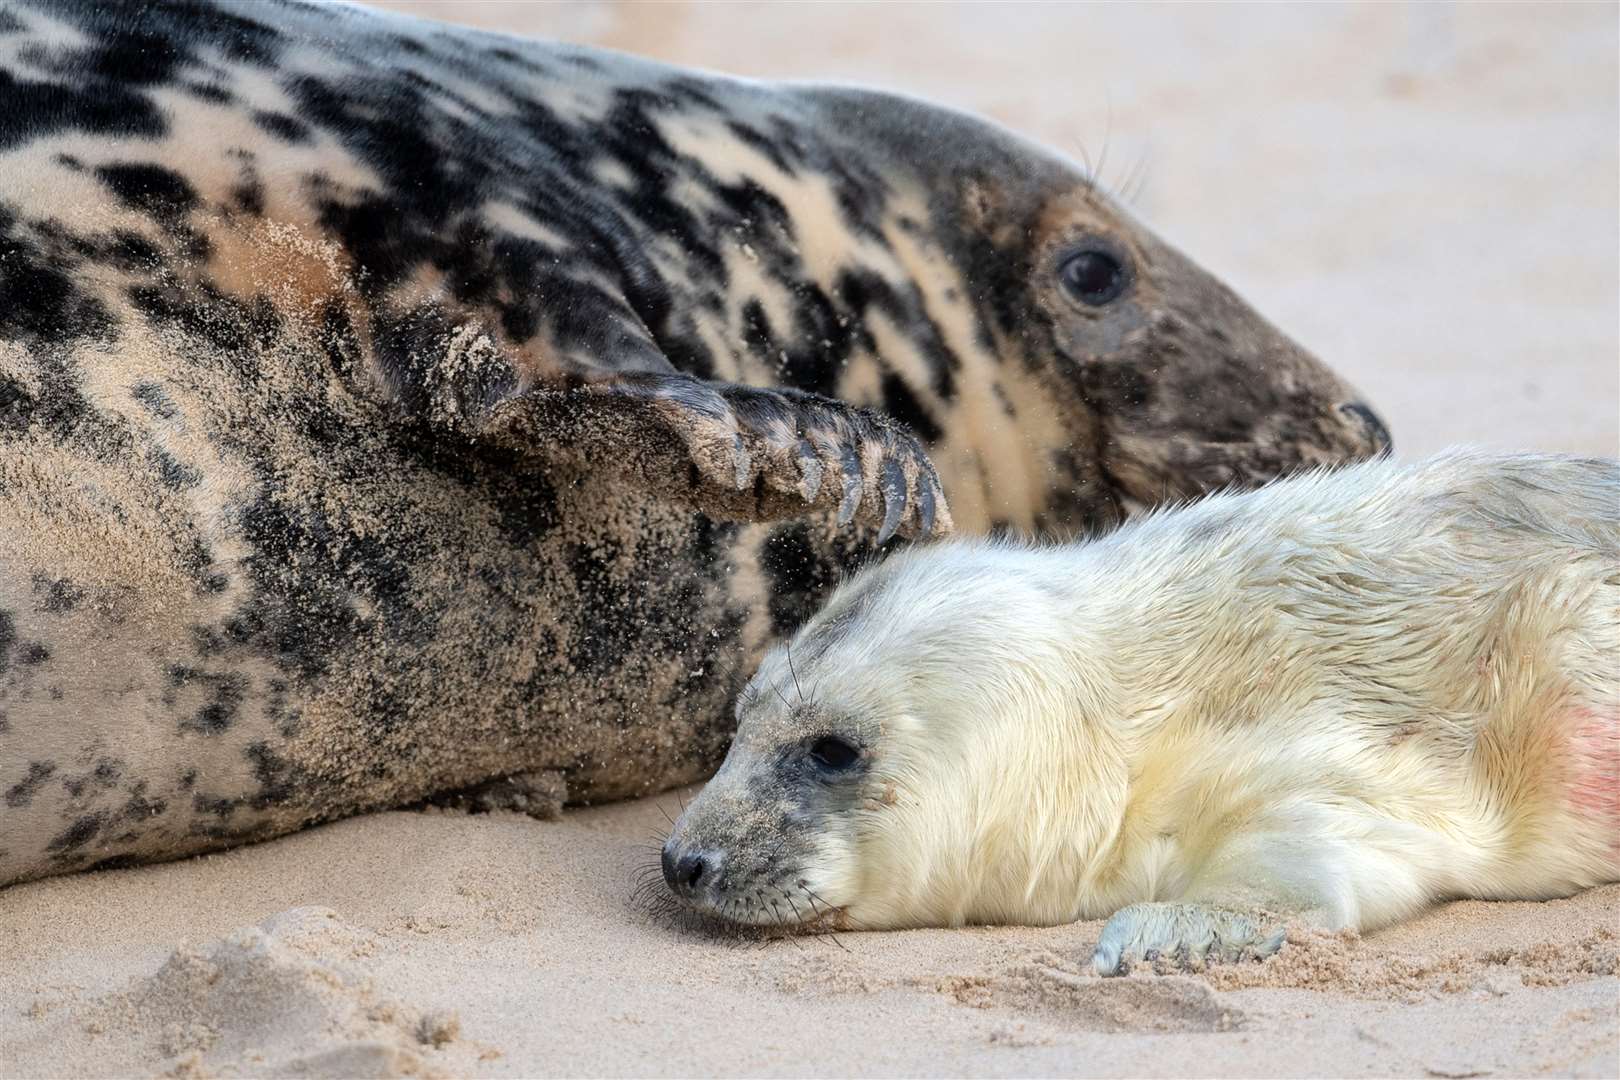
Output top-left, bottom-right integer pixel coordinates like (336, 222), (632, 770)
(660, 449), (1620, 972)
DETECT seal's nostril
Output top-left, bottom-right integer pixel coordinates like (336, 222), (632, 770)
(663, 847), (710, 897)
(1339, 402), (1392, 456)
(680, 852), (706, 890)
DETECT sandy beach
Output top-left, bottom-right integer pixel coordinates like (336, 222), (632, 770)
(3, 2), (1616, 1076)
(4, 803), (1616, 1077)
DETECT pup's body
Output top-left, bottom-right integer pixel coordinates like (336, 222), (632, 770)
(663, 450), (1620, 971)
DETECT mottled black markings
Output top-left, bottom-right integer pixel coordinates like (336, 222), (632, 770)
(5, 761), (56, 808)
(121, 781), (167, 821)
(0, 609), (14, 674)
(880, 372), (943, 443)
(101, 229), (163, 270)
(740, 298), (780, 369)
(230, 496), (369, 682)
(484, 467), (562, 549)
(487, 46), (544, 74)
(0, 0), (277, 149)
(94, 162), (199, 223)
(759, 523), (871, 638)
(244, 741), (302, 809)
(0, 66), (165, 150)
(47, 811), (107, 855)
(131, 381), (180, 419)
(15, 641), (49, 665)
(151, 447), (202, 490)
(0, 203), (113, 343)
(726, 118), (798, 177)
(1036, 447), (1122, 536)
(192, 792), (238, 820)
(0, 372), (31, 435)
(372, 303), (518, 424)
(128, 278), (281, 358)
(250, 108), (312, 144)
(834, 267), (959, 405)
(231, 172), (266, 215)
(166, 664), (249, 734)
(182, 80), (233, 104)
(26, 0), (284, 76)
(564, 538), (636, 676)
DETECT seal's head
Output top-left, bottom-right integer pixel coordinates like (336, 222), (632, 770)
(661, 540), (1119, 930)
(807, 87), (1391, 531)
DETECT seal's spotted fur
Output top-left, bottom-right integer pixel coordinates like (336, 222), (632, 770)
(0, 0), (1386, 885)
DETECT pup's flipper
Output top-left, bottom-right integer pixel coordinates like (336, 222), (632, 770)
(1090, 902), (1285, 976)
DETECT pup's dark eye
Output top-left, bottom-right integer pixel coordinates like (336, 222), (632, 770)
(809, 736), (860, 770)
(1059, 249), (1128, 306)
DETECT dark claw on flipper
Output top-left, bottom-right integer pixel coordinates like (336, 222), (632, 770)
(795, 439), (823, 503)
(731, 434), (751, 490)
(915, 477), (937, 537)
(877, 458), (907, 544)
(836, 444), (863, 527)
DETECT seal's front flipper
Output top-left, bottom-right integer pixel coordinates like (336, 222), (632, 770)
(1090, 902), (1284, 975)
(480, 372), (952, 541)
(1090, 826), (1368, 976)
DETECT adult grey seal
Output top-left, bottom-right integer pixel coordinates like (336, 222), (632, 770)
(0, 0), (1387, 886)
(662, 450), (1618, 971)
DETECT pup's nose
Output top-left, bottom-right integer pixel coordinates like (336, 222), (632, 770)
(661, 842), (718, 898)
(1339, 401), (1392, 456)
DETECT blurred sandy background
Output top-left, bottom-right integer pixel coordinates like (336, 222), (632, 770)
(2, 3), (1616, 1078)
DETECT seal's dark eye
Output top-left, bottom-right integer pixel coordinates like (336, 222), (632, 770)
(1059, 249), (1128, 306)
(809, 736), (859, 770)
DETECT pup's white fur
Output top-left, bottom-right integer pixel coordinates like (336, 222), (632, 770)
(672, 450), (1619, 970)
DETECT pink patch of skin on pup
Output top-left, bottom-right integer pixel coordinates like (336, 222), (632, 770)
(1567, 706), (1620, 844)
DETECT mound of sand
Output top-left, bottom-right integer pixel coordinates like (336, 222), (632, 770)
(11, 906), (481, 1079)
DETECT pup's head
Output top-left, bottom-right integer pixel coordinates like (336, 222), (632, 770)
(660, 540), (1125, 931)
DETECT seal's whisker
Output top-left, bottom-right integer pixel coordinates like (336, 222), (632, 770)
(1119, 149), (1152, 207)
(786, 641), (805, 704)
(805, 887), (867, 932)
(799, 887), (848, 950)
